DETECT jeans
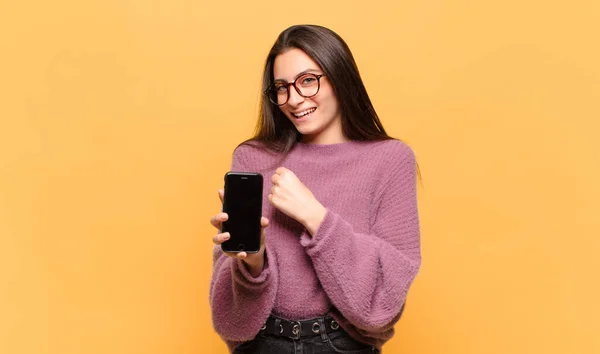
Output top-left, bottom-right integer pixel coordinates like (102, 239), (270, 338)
(233, 327), (379, 354)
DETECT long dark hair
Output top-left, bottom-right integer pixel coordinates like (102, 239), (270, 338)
(242, 24), (391, 153)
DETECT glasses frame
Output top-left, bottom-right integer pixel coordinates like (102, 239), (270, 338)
(264, 73), (326, 106)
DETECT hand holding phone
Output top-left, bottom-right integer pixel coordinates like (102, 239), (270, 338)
(210, 172), (269, 276)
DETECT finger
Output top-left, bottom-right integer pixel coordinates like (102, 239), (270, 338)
(210, 212), (228, 228)
(261, 217), (269, 243)
(271, 173), (281, 185)
(261, 217), (269, 228)
(271, 185), (283, 196)
(277, 167), (295, 178)
(209, 212), (228, 228)
(236, 252), (247, 259)
(212, 232), (230, 244)
(218, 189), (224, 203)
(275, 167), (287, 175)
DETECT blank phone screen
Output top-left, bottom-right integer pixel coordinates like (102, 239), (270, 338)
(221, 173), (263, 253)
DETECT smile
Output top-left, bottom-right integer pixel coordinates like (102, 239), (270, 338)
(293, 108), (316, 118)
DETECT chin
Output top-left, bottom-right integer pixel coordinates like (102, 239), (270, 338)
(295, 125), (319, 136)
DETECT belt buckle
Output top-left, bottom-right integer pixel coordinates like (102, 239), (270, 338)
(291, 321), (301, 340)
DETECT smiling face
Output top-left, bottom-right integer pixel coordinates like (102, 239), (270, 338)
(272, 48), (347, 144)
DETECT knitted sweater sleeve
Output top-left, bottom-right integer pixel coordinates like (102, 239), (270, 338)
(299, 143), (421, 334)
(209, 145), (278, 351)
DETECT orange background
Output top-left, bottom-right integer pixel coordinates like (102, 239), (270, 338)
(1, 1), (599, 353)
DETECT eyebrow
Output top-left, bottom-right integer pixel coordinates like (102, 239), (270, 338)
(273, 69), (322, 83)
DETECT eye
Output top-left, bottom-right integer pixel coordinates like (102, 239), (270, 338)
(274, 84), (287, 92)
(300, 76), (317, 85)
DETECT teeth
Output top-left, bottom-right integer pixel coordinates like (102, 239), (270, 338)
(293, 108), (316, 118)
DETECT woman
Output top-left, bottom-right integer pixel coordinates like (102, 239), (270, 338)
(209, 24), (421, 353)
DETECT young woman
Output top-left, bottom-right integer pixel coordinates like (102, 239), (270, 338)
(209, 24), (421, 353)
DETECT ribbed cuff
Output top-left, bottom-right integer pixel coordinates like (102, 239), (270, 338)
(299, 210), (336, 256)
(231, 247), (271, 287)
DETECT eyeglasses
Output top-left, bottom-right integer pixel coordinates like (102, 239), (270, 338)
(264, 73), (326, 106)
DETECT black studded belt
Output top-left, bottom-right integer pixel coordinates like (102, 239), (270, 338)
(260, 315), (341, 340)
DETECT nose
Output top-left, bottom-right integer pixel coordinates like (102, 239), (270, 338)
(286, 86), (305, 107)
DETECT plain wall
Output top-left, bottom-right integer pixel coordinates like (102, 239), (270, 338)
(1, 1), (599, 353)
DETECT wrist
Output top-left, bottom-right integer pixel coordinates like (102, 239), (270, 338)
(303, 203), (327, 236)
(242, 253), (265, 278)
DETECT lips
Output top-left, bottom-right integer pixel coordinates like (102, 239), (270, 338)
(292, 107), (316, 118)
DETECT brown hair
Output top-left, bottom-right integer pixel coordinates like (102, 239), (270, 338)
(239, 24), (421, 181)
(243, 24), (391, 152)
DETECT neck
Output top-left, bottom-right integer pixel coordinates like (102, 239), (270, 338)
(300, 118), (349, 145)
(301, 134), (350, 145)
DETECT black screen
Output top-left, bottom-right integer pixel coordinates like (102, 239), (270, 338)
(221, 172), (263, 253)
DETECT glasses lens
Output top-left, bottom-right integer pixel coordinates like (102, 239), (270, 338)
(296, 74), (320, 97)
(269, 84), (288, 105)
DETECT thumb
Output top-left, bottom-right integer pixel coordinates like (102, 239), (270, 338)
(260, 217), (269, 243)
(261, 217), (269, 228)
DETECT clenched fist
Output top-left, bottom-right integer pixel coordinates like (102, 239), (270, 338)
(268, 167), (327, 235)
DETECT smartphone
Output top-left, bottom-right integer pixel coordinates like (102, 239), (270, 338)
(221, 171), (263, 253)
